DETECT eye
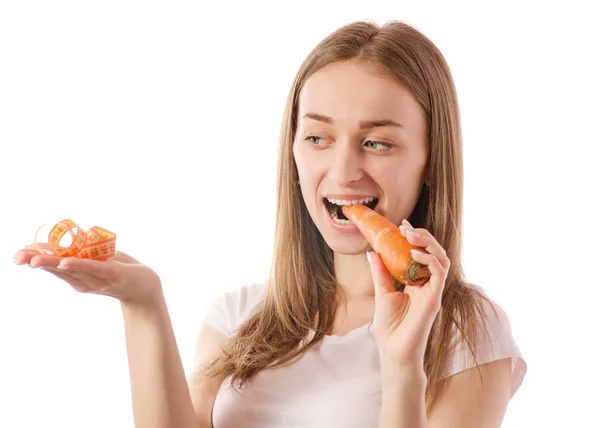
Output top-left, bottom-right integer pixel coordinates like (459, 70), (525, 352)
(364, 140), (393, 151)
(305, 136), (328, 147)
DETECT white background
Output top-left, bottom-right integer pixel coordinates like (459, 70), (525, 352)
(1, 1), (598, 427)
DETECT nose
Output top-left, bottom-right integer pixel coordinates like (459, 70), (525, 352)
(327, 141), (364, 187)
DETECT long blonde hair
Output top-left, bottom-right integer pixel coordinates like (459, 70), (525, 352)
(205, 19), (497, 413)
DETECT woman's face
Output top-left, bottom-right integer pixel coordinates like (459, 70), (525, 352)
(293, 60), (429, 255)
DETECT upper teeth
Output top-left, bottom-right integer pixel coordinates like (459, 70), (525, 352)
(327, 197), (376, 206)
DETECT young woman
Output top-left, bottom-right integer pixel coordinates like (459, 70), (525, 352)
(14, 20), (527, 428)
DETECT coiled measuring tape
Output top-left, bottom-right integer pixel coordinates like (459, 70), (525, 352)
(31, 219), (117, 261)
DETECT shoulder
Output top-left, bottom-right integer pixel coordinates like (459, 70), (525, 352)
(441, 284), (528, 398)
(203, 281), (268, 337)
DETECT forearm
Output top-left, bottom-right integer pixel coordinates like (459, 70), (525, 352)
(120, 291), (198, 428)
(379, 361), (429, 428)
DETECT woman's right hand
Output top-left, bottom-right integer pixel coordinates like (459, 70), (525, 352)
(13, 244), (164, 308)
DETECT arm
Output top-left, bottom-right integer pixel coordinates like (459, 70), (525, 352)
(120, 292), (223, 428)
(427, 358), (512, 428)
(13, 246), (224, 427)
(367, 224), (514, 427)
(379, 362), (428, 428)
(378, 358), (512, 428)
(187, 322), (230, 428)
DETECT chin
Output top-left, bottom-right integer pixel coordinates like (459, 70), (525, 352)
(318, 228), (373, 255)
(328, 242), (371, 255)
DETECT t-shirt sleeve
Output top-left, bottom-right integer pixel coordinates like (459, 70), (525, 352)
(440, 289), (527, 398)
(203, 282), (267, 337)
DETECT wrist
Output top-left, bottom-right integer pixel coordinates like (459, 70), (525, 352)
(380, 357), (427, 389)
(120, 287), (166, 316)
(379, 359), (428, 428)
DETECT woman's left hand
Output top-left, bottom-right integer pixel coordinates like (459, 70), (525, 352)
(368, 219), (450, 369)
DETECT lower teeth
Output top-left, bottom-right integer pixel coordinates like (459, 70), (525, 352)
(331, 210), (351, 225)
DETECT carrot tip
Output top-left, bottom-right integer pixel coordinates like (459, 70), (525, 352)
(407, 261), (430, 286)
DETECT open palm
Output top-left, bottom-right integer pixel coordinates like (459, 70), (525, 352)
(13, 244), (163, 307)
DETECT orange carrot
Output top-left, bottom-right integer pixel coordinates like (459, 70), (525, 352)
(341, 204), (431, 286)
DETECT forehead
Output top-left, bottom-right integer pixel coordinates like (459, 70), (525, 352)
(297, 60), (421, 123)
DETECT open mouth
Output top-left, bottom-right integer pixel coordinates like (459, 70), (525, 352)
(323, 197), (379, 224)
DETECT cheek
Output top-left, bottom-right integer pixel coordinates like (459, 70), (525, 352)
(390, 155), (425, 183)
(298, 163), (323, 202)
(374, 166), (406, 190)
(375, 161), (425, 199)
(294, 146), (322, 184)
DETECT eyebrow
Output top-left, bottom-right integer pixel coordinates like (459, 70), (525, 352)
(301, 112), (403, 129)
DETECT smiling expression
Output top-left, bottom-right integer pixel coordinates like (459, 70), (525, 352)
(293, 59), (429, 254)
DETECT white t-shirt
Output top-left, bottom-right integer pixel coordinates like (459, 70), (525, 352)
(204, 282), (527, 428)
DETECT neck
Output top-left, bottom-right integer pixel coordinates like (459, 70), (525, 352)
(333, 251), (375, 300)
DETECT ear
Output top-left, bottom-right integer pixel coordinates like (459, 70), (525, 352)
(423, 157), (432, 187)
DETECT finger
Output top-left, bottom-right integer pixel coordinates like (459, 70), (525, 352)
(40, 267), (91, 293)
(44, 265), (122, 296)
(20, 243), (59, 258)
(57, 257), (120, 282)
(26, 254), (65, 268)
(17, 251), (124, 287)
(401, 230), (450, 271)
(14, 249), (45, 265)
(410, 249), (447, 294)
(401, 218), (414, 229)
(366, 251), (396, 299)
(13, 251), (29, 265)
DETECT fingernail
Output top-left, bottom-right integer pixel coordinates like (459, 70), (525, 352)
(410, 249), (424, 255)
(57, 264), (69, 270)
(366, 251), (372, 264)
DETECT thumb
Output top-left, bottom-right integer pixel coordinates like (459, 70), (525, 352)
(366, 251), (395, 299)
